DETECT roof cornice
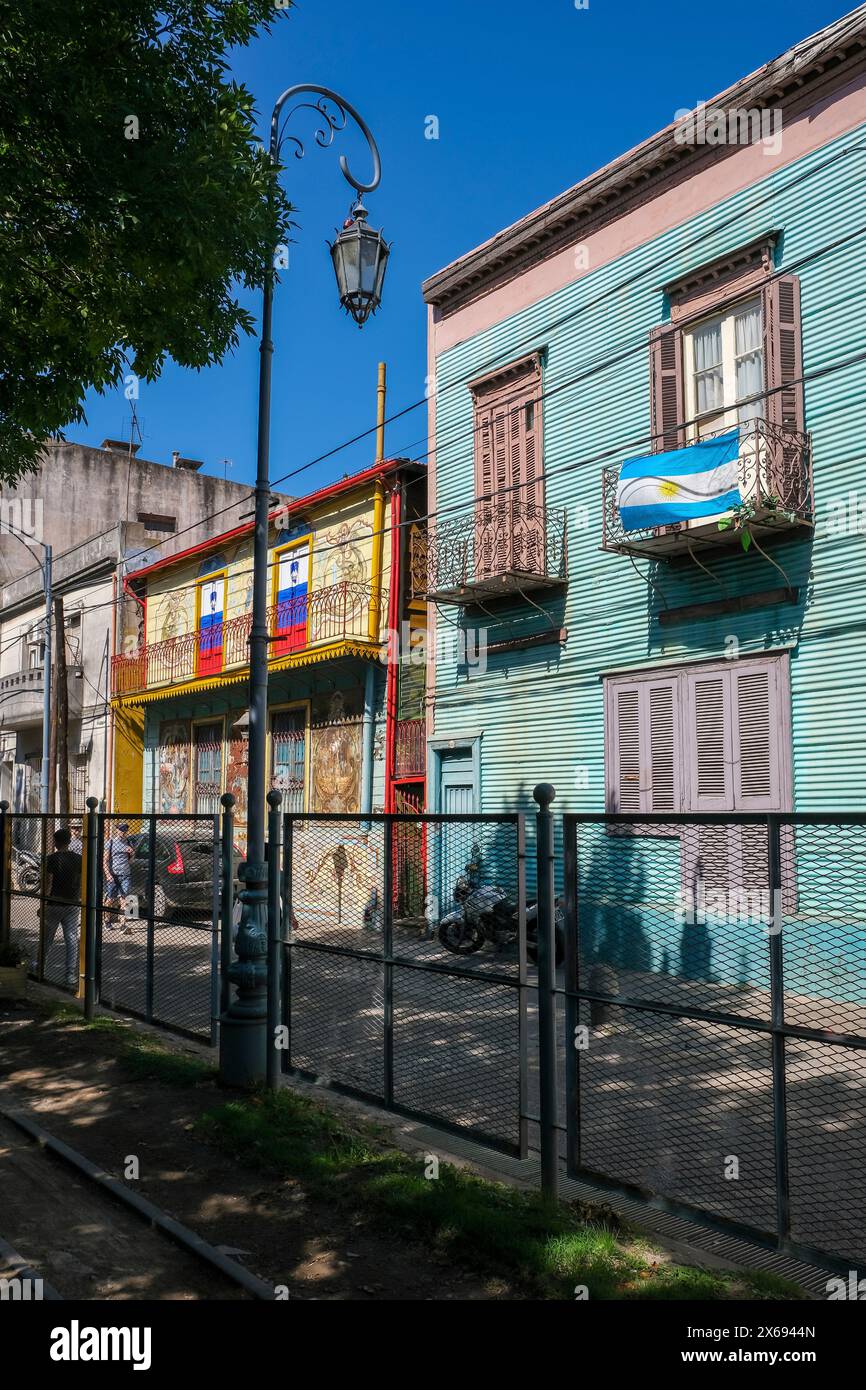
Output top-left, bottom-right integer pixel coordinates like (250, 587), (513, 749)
(422, 6), (866, 315)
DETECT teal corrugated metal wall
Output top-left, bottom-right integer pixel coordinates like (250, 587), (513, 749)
(431, 122), (866, 816)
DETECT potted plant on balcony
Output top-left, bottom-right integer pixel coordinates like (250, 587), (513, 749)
(718, 494), (798, 552)
(0, 940), (28, 999)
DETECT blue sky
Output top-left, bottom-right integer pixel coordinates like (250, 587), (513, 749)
(69, 0), (850, 498)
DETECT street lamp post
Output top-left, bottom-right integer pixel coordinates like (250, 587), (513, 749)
(3, 523), (52, 813)
(218, 87), (389, 1086)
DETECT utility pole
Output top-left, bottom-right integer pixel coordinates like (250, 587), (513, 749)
(40, 546), (52, 814)
(54, 595), (69, 814)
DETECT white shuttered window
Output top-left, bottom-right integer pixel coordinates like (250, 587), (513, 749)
(605, 655), (790, 813)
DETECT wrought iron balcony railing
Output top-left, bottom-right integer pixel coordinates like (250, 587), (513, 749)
(111, 580), (384, 697)
(602, 417), (813, 559)
(395, 717), (425, 779)
(422, 484), (567, 604)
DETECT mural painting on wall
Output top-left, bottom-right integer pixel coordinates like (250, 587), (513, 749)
(310, 691), (361, 813)
(294, 830), (380, 931)
(157, 590), (189, 643)
(225, 733), (249, 848)
(320, 520), (370, 588)
(158, 721), (191, 813)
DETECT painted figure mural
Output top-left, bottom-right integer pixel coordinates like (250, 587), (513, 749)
(158, 721), (191, 813)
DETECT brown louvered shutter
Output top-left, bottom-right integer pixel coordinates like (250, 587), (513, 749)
(649, 324), (685, 453)
(763, 274), (805, 434)
(475, 404), (495, 509)
(473, 358), (543, 577)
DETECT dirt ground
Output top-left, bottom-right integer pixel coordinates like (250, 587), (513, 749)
(0, 995), (507, 1301)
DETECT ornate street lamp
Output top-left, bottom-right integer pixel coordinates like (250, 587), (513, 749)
(219, 87), (387, 1088)
(330, 198), (390, 326)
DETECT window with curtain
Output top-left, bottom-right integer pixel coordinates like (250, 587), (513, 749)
(685, 298), (764, 437)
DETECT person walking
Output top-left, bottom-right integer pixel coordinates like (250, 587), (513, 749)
(45, 827), (83, 988)
(104, 821), (134, 919)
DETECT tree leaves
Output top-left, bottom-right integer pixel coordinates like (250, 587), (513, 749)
(0, 0), (292, 481)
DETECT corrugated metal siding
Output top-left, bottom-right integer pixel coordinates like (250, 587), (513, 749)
(431, 121), (866, 815)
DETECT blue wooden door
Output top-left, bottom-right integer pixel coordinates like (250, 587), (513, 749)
(438, 752), (475, 912)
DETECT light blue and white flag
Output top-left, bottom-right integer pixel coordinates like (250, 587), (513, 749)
(617, 429), (741, 531)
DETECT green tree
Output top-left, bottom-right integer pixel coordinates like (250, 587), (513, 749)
(0, 0), (292, 482)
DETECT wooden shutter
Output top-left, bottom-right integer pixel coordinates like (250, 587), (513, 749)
(731, 661), (780, 810)
(647, 681), (679, 813)
(607, 676), (680, 813)
(612, 684), (642, 812)
(475, 404), (495, 510)
(686, 670), (732, 811)
(763, 275), (804, 434)
(472, 358), (543, 577)
(649, 323), (685, 453)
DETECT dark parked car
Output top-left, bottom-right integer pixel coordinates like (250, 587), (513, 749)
(128, 829), (242, 924)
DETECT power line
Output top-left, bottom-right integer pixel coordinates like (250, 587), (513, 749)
(92, 138), (866, 576)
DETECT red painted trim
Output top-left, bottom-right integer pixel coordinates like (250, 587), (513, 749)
(128, 458), (414, 585)
(383, 489), (402, 814)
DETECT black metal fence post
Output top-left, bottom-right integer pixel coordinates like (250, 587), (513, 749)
(266, 791), (283, 1092)
(210, 811), (221, 1048)
(83, 797), (100, 1020)
(534, 783), (559, 1201)
(383, 815), (394, 1107)
(145, 815), (157, 1024)
(562, 814), (580, 1177)
(219, 794), (236, 1019)
(768, 812), (791, 1245)
(516, 813), (529, 1159)
(281, 814), (293, 1076)
(37, 815), (47, 982)
(0, 800), (10, 949)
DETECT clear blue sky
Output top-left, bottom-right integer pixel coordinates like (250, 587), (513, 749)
(69, 0), (850, 498)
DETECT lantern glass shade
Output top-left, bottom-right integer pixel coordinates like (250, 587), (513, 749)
(330, 204), (390, 327)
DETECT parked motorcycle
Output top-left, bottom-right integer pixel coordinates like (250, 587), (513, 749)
(11, 845), (40, 894)
(437, 847), (565, 965)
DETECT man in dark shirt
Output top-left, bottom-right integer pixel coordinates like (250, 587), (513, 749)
(45, 827), (82, 988)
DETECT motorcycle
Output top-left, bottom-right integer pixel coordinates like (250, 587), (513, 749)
(437, 847), (565, 965)
(11, 845), (41, 894)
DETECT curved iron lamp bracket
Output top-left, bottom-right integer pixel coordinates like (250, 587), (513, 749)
(271, 84), (381, 195)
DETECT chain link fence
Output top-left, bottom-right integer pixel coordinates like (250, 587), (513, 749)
(562, 812), (866, 1270)
(282, 812), (529, 1154)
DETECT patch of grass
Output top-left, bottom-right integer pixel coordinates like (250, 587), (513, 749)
(47, 1001), (214, 1087)
(197, 1088), (804, 1302)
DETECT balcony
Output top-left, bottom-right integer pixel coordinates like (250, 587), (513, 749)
(422, 485), (567, 604)
(0, 667), (83, 729)
(602, 418), (813, 559)
(111, 580), (384, 698)
(395, 718), (425, 778)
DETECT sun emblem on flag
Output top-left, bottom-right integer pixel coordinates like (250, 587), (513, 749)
(659, 478), (681, 500)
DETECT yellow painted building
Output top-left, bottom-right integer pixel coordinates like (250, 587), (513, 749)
(110, 459), (426, 845)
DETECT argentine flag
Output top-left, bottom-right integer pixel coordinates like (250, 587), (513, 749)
(617, 429), (742, 531)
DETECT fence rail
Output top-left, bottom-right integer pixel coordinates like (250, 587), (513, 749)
(1, 805), (221, 1042)
(3, 797), (864, 1271)
(281, 811), (529, 1155)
